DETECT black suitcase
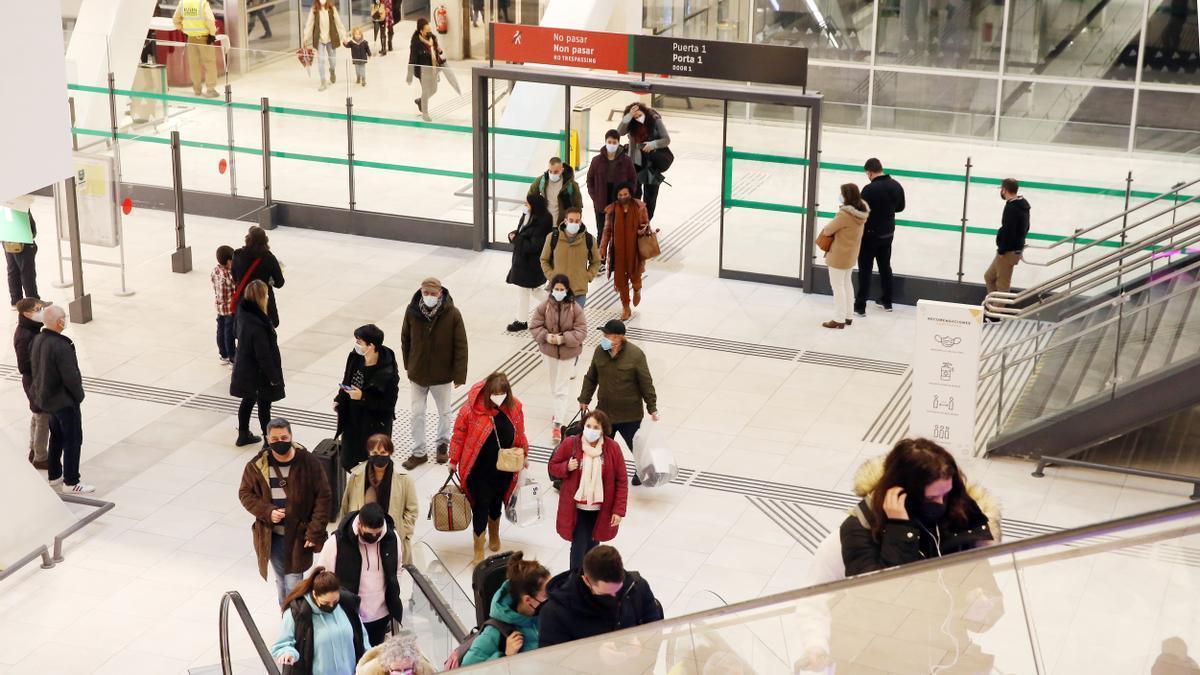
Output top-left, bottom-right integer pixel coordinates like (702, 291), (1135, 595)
(550, 411), (585, 491)
(312, 438), (346, 512)
(472, 551), (513, 627)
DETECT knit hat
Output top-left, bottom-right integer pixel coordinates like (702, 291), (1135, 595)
(420, 277), (442, 293)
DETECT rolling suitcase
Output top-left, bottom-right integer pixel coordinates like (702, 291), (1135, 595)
(312, 437), (346, 510)
(471, 551), (513, 626)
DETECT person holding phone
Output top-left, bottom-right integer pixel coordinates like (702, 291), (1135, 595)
(548, 410), (628, 571)
(334, 324), (399, 471)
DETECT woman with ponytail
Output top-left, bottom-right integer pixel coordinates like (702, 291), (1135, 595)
(460, 552), (551, 665)
(272, 567), (370, 674)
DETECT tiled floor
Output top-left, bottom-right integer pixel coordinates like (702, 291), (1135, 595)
(1, 188), (1196, 675)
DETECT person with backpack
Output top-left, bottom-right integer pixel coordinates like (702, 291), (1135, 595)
(230, 280), (285, 447)
(617, 103), (671, 220)
(538, 545), (663, 648)
(314, 503), (403, 648)
(548, 410), (628, 571)
(587, 129), (638, 250)
(539, 208), (599, 309)
(505, 193), (554, 333)
(527, 157), (583, 226)
(271, 567), (369, 674)
(601, 183), (651, 321)
(529, 274), (587, 444)
(457, 552), (551, 665)
(232, 225), (285, 327)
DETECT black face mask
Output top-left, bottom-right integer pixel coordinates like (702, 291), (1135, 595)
(916, 500), (948, 525)
(369, 456), (391, 469)
(269, 441), (292, 456)
(315, 598), (338, 613)
(360, 530), (381, 544)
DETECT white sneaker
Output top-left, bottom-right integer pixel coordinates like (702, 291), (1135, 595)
(48, 476), (63, 487)
(62, 483), (96, 495)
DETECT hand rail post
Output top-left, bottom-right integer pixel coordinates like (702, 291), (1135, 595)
(957, 156), (971, 283)
(347, 96), (356, 212)
(259, 97), (275, 230)
(225, 83), (237, 197)
(169, 131), (192, 273)
(68, 96), (78, 150)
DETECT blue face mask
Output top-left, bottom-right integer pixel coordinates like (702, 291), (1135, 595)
(599, 337), (613, 351)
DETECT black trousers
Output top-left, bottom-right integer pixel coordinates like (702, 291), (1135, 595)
(468, 471), (508, 535)
(854, 236), (894, 312)
(635, 177), (661, 221)
(569, 508), (600, 572)
(364, 616), (392, 646)
(5, 243), (38, 306)
(238, 397), (272, 437)
(594, 209), (607, 252)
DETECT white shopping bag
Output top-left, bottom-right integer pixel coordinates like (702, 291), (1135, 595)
(505, 471), (545, 527)
(631, 421), (678, 488)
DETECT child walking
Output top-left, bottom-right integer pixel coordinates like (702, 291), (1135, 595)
(212, 245), (237, 365)
(347, 27), (372, 86)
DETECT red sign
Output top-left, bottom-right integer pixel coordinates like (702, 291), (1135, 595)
(492, 23), (629, 72)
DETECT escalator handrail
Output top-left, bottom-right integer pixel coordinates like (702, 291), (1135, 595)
(458, 500), (1200, 670)
(405, 563), (471, 643)
(218, 590), (281, 675)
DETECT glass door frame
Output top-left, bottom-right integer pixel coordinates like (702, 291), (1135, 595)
(471, 64), (822, 290)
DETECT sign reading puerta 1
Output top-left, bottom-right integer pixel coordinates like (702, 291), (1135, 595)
(491, 23), (808, 88)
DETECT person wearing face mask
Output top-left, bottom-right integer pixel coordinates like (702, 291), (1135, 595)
(548, 411), (628, 571)
(406, 18), (441, 122)
(840, 437), (999, 576)
(601, 182), (650, 322)
(529, 274), (588, 443)
(230, 280), (286, 447)
(448, 372), (530, 563)
(578, 319), (658, 487)
(302, 0), (348, 92)
(460, 551), (551, 665)
(538, 545), (663, 648)
(13, 298), (51, 471)
(314, 503), (403, 647)
(505, 193), (554, 332)
(985, 177), (1030, 308)
(273, 567), (369, 674)
(586, 129), (637, 251)
(339, 434), (417, 564)
(334, 324), (399, 470)
(239, 418), (332, 606)
(30, 304), (93, 493)
(818, 183), (869, 329)
(400, 277), (468, 469)
(527, 157), (583, 226)
(617, 103), (671, 220)
(540, 208), (600, 310)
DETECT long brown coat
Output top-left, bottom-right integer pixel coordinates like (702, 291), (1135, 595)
(238, 444), (332, 580)
(601, 199), (650, 289)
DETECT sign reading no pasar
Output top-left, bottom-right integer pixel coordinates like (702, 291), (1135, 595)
(492, 23), (631, 72)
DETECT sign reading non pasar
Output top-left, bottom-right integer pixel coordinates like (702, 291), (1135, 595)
(910, 300), (983, 456)
(492, 23), (630, 72)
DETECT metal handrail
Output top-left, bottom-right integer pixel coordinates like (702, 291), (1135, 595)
(219, 591), (281, 675)
(405, 562), (470, 643)
(54, 493), (116, 562)
(457, 501), (1200, 669)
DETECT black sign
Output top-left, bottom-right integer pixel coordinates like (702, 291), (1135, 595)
(631, 35), (808, 88)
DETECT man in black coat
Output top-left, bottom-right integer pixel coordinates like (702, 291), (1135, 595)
(14, 298), (50, 469)
(985, 177), (1031, 297)
(335, 324), (400, 470)
(30, 305), (93, 494)
(855, 158), (906, 316)
(315, 503), (404, 647)
(538, 545), (663, 648)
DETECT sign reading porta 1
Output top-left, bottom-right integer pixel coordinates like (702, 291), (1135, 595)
(631, 35), (808, 88)
(910, 300), (983, 456)
(491, 23), (630, 72)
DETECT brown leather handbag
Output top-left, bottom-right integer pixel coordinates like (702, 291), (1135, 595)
(816, 232), (834, 253)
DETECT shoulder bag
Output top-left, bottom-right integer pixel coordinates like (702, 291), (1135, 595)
(229, 257), (263, 314)
(494, 421), (525, 473)
(816, 232), (834, 253)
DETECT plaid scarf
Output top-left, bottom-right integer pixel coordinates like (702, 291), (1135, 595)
(419, 294), (443, 321)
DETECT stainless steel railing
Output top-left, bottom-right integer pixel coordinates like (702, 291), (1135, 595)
(218, 591), (280, 675)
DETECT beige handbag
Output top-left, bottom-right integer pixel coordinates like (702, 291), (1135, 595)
(428, 473), (471, 531)
(494, 425), (525, 473)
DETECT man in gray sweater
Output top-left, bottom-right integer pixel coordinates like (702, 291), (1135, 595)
(30, 305), (94, 494)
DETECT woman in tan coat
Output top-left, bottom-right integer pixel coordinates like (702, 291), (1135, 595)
(601, 183), (651, 321)
(820, 184), (869, 329)
(339, 434), (419, 564)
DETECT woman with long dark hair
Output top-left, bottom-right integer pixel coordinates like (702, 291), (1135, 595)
(506, 193), (554, 332)
(818, 183), (868, 330)
(339, 434), (418, 564)
(232, 225), (285, 327)
(529, 273), (587, 443)
(448, 372), (530, 563)
(840, 438), (998, 575)
(230, 280), (285, 446)
(272, 567), (369, 674)
(617, 102), (672, 220)
(407, 17), (440, 121)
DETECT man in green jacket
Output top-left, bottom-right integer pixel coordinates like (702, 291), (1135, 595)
(529, 157), (583, 225)
(578, 319), (658, 486)
(401, 277), (468, 468)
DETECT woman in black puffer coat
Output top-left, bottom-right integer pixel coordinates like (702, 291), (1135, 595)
(231, 280), (286, 447)
(505, 193), (554, 332)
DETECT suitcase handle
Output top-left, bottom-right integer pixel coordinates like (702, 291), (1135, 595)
(427, 471), (463, 520)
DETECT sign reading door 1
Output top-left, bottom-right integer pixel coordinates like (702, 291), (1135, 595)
(911, 300), (983, 455)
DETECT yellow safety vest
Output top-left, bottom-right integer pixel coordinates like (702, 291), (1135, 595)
(179, 0), (210, 37)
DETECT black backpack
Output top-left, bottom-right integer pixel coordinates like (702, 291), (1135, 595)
(472, 552), (513, 626)
(547, 229), (595, 269)
(550, 411), (585, 491)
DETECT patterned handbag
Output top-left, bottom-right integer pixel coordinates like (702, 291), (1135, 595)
(428, 473), (471, 531)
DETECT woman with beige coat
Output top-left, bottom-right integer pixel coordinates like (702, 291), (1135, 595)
(339, 434), (418, 564)
(529, 273), (588, 444)
(819, 184), (869, 329)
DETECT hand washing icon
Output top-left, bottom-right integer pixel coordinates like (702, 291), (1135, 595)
(934, 334), (962, 348)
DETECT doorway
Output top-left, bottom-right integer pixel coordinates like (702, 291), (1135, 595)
(470, 65), (822, 289)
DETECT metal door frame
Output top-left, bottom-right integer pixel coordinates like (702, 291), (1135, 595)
(471, 65), (823, 290)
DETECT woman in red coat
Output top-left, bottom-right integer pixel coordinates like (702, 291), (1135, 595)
(449, 372), (529, 563)
(548, 410), (629, 571)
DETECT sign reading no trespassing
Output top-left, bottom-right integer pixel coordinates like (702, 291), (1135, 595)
(492, 23), (631, 72)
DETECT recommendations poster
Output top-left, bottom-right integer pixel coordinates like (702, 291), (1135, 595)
(911, 300), (983, 455)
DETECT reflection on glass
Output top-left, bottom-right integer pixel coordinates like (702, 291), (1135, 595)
(1141, 0), (1200, 86)
(999, 80), (1132, 149)
(1135, 89), (1200, 153)
(872, 72), (996, 138)
(754, 0), (873, 62)
(809, 65), (869, 126)
(1004, 0), (1145, 81)
(876, 0), (1003, 71)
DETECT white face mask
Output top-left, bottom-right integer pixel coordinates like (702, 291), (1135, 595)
(582, 427), (602, 443)
(548, 172), (562, 183)
(30, 310), (44, 323)
(490, 393), (507, 406)
(565, 220), (581, 235)
(422, 294), (439, 308)
(605, 142), (619, 153)
(522, 205), (530, 216)
(634, 114), (645, 123)
(354, 343), (366, 356)
(551, 289), (567, 302)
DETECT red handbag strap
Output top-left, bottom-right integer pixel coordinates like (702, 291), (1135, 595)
(229, 257), (263, 314)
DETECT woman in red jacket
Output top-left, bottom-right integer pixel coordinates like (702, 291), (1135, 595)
(548, 410), (629, 571)
(449, 372), (529, 563)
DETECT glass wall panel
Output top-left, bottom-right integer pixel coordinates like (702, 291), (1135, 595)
(1138, 0), (1199, 86)
(874, 0), (1004, 71)
(1134, 88), (1200, 152)
(872, 71), (997, 138)
(244, 0), (295, 54)
(1005, 0), (1145, 81)
(809, 65), (869, 126)
(753, 0), (874, 62)
(999, 80), (1133, 150)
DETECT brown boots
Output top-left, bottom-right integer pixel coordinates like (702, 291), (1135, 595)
(487, 517), (501, 552)
(620, 303), (632, 321)
(472, 532), (486, 564)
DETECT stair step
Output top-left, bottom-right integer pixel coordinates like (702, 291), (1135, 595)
(1007, 311), (1101, 425)
(1130, 274), (1189, 378)
(1166, 278), (1200, 366)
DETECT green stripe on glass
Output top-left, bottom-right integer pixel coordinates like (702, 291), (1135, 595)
(351, 114), (472, 133)
(489, 127), (568, 141)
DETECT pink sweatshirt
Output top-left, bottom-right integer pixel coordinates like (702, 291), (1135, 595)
(315, 516), (394, 622)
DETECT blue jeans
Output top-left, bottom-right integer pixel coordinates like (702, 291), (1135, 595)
(270, 533), (303, 606)
(216, 314), (236, 360)
(575, 294), (587, 309)
(317, 41), (336, 84)
(48, 404), (83, 486)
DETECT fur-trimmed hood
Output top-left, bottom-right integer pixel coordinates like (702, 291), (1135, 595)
(850, 455), (1002, 540)
(838, 202), (870, 221)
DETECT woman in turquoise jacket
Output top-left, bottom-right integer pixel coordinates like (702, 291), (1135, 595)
(272, 567), (370, 675)
(462, 552), (550, 664)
